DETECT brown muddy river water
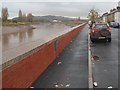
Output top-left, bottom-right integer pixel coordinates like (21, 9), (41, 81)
(2, 23), (73, 64)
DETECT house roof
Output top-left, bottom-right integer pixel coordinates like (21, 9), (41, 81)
(102, 12), (108, 17)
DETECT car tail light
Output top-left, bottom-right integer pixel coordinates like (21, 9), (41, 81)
(108, 26), (111, 32)
(92, 27), (95, 33)
(92, 29), (95, 33)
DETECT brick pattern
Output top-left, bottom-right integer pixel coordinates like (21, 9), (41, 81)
(2, 24), (86, 88)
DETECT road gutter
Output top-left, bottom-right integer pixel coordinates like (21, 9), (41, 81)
(88, 30), (93, 90)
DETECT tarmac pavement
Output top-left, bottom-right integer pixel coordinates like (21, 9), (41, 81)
(32, 25), (89, 88)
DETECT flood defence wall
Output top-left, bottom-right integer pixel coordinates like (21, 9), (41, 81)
(2, 23), (86, 88)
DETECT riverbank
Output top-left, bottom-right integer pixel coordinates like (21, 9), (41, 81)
(2, 21), (86, 35)
(2, 22), (32, 26)
(2, 25), (35, 34)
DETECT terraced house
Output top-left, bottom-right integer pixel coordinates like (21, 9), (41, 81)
(101, 12), (108, 22)
(114, 1), (120, 24)
(101, 1), (120, 24)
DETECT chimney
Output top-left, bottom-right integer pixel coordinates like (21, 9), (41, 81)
(117, 6), (120, 12)
(110, 9), (113, 12)
(113, 8), (116, 11)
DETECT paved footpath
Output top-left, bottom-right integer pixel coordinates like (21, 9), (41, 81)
(32, 25), (89, 88)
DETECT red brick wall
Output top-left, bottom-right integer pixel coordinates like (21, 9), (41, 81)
(2, 24), (86, 88)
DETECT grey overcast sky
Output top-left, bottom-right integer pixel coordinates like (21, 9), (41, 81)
(1, 2), (119, 19)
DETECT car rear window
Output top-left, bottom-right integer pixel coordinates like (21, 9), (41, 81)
(114, 23), (119, 25)
(95, 24), (107, 29)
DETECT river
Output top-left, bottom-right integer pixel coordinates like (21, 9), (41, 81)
(2, 23), (72, 64)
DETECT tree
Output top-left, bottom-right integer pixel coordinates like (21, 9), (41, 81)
(87, 8), (100, 22)
(18, 9), (22, 22)
(2, 7), (9, 22)
(26, 13), (33, 22)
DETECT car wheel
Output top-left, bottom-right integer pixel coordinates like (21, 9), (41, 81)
(107, 38), (111, 42)
(91, 39), (95, 43)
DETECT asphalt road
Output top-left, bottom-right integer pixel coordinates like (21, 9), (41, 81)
(90, 27), (118, 88)
(32, 25), (89, 88)
(31, 25), (119, 88)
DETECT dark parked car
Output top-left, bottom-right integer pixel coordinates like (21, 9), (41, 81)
(90, 23), (111, 43)
(112, 22), (120, 28)
(110, 22), (114, 27)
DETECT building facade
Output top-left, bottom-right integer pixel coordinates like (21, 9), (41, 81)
(118, 1), (120, 6)
(107, 9), (116, 23)
(114, 6), (120, 24)
(102, 12), (108, 22)
(101, 1), (120, 24)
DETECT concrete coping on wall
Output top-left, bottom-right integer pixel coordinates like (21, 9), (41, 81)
(1, 23), (86, 71)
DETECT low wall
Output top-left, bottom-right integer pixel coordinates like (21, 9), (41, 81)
(2, 23), (86, 88)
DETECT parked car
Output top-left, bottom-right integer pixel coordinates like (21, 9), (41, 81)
(112, 22), (120, 28)
(90, 23), (111, 43)
(110, 22), (114, 27)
